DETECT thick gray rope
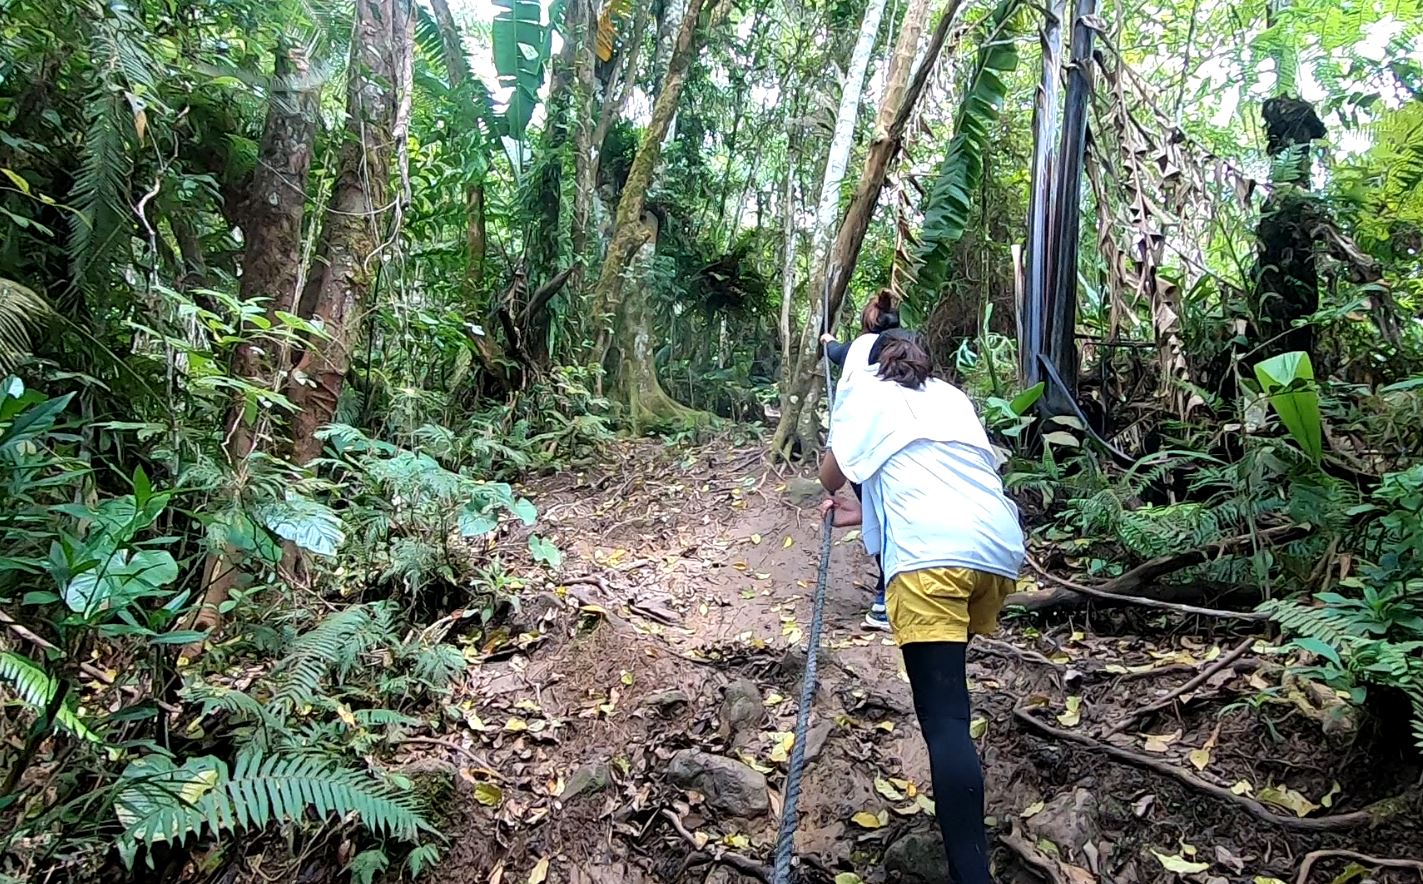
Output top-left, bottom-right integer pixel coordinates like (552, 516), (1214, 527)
(771, 269), (841, 883)
(770, 510), (834, 884)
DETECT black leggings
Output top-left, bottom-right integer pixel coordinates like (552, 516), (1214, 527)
(902, 641), (991, 884)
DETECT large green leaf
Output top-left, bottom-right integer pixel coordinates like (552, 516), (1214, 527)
(257, 491), (345, 557)
(491, 0), (548, 142)
(908, 0), (1022, 303)
(65, 549), (180, 617)
(1254, 351), (1323, 463)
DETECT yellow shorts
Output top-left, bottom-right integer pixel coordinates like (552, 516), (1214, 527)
(886, 567), (1015, 645)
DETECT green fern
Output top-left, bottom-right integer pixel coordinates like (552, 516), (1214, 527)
(0, 279), (49, 372)
(0, 652), (99, 742)
(115, 752), (430, 864)
(266, 604), (395, 712)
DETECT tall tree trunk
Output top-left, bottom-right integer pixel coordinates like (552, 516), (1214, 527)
(770, 0), (954, 458)
(184, 42), (320, 657)
(287, 0), (410, 465)
(429, 0), (487, 296)
(1021, 0), (1067, 390)
(589, 0), (729, 425)
(1041, 0), (1096, 413)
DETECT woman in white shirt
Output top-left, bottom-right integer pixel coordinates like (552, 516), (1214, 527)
(819, 328), (1024, 884)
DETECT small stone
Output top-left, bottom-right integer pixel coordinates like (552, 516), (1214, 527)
(883, 830), (950, 884)
(643, 689), (691, 713)
(803, 720), (834, 763)
(667, 749), (769, 818)
(563, 761), (613, 802)
(784, 477), (824, 506)
(720, 678), (763, 743)
(1024, 788), (1099, 858)
(778, 646), (806, 681)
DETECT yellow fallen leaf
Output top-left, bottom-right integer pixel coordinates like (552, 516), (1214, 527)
(1188, 747), (1211, 770)
(1253, 878), (1287, 884)
(620, 670), (634, 686)
(874, 720), (895, 733)
(840, 529), (861, 544)
(750, 534), (763, 545)
(474, 782), (503, 806)
(970, 717), (988, 739)
(1258, 784), (1318, 818)
(723, 833), (751, 849)
(874, 777), (905, 801)
(835, 874), (864, 884)
(528, 857), (549, 884)
(1057, 696), (1082, 727)
(1231, 780), (1254, 796)
(1319, 781), (1341, 808)
(1021, 800), (1045, 818)
(783, 536), (795, 549)
(769, 732), (796, 764)
(336, 704), (356, 727)
(1153, 850), (1209, 874)
(504, 717), (529, 732)
(1142, 729), (1181, 752)
(850, 810), (884, 829)
(916, 794), (936, 815)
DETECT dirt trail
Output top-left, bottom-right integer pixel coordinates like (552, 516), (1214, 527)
(429, 438), (1423, 884)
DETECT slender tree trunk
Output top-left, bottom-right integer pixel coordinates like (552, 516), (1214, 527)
(288, 0), (411, 465)
(1022, 0), (1066, 390)
(429, 0), (487, 296)
(589, 0), (729, 424)
(1042, 0), (1097, 410)
(771, 0), (957, 458)
(184, 42), (320, 657)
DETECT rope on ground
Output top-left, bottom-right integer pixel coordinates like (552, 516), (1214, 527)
(771, 509), (835, 884)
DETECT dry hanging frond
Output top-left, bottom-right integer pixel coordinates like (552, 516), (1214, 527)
(0, 279), (50, 372)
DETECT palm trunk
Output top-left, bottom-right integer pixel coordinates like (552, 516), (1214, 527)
(184, 42), (320, 657)
(1021, 0), (1066, 390)
(1042, 0), (1097, 411)
(287, 0), (411, 466)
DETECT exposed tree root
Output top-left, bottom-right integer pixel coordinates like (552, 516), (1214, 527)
(1013, 706), (1415, 832)
(1000, 831), (1092, 884)
(1295, 848), (1423, 884)
(660, 808), (772, 883)
(1008, 525), (1307, 615)
(1104, 637), (1257, 736)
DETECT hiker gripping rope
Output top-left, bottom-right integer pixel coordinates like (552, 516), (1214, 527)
(772, 327), (1026, 884)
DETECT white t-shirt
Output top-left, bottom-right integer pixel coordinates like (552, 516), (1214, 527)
(830, 375), (1024, 583)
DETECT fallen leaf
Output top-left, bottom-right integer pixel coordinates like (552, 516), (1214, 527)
(528, 857), (549, 884)
(970, 717), (988, 739)
(1214, 845), (1245, 874)
(874, 721), (895, 733)
(840, 529), (861, 544)
(1319, 781), (1341, 808)
(1231, 780), (1254, 796)
(504, 718), (529, 732)
(769, 731), (796, 764)
(916, 794), (936, 815)
(475, 782), (503, 806)
(1258, 784), (1318, 818)
(783, 536), (795, 549)
(834, 874), (864, 884)
(489, 861), (504, 884)
(1021, 800), (1045, 818)
(874, 777), (905, 801)
(1142, 728), (1181, 752)
(1057, 696), (1082, 727)
(850, 810), (885, 829)
(1133, 793), (1155, 817)
(750, 534), (763, 545)
(1188, 747), (1211, 770)
(1152, 850), (1209, 874)
(1253, 878), (1288, 884)
(764, 692), (786, 706)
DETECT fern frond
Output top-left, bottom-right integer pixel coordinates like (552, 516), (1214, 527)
(68, 86), (132, 294)
(1260, 599), (1371, 646)
(265, 604), (393, 712)
(115, 752), (429, 857)
(0, 279), (50, 372)
(0, 651), (99, 741)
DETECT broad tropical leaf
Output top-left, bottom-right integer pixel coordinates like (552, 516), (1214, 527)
(908, 0), (1023, 302)
(257, 491), (346, 556)
(1254, 351), (1323, 463)
(491, 0), (549, 142)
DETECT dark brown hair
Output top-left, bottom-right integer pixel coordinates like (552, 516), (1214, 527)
(860, 290), (901, 335)
(870, 328), (933, 389)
